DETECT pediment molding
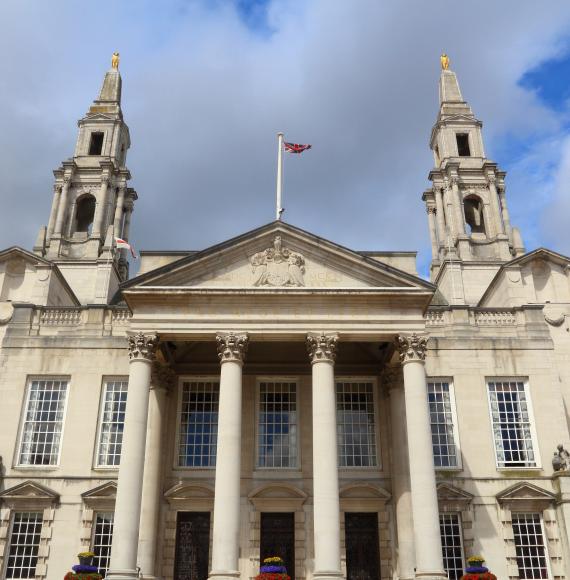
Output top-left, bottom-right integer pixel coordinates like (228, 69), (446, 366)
(0, 480), (59, 508)
(124, 222), (435, 293)
(81, 481), (117, 509)
(248, 483), (308, 511)
(339, 482), (391, 511)
(496, 482), (555, 511)
(164, 482), (215, 509)
(437, 482), (474, 510)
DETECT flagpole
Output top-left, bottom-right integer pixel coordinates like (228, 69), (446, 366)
(276, 131), (284, 220)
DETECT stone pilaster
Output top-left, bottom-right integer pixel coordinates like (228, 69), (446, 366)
(396, 334), (446, 580)
(209, 332), (249, 580)
(107, 333), (158, 580)
(307, 332), (343, 580)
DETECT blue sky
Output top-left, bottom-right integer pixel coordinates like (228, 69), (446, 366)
(0, 0), (569, 278)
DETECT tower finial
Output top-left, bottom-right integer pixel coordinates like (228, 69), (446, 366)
(112, 52), (120, 70)
(440, 52), (450, 70)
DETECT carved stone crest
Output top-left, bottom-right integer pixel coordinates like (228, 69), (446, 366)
(250, 236), (305, 287)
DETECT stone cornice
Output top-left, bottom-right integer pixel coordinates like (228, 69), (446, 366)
(216, 332), (249, 364)
(127, 332), (158, 362)
(306, 332), (339, 364)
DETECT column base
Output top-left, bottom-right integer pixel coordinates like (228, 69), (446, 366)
(209, 570), (240, 580)
(415, 571), (447, 580)
(313, 571), (344, 580)
(106, 570), (141, 580)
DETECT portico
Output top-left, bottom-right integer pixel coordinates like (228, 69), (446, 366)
(104, 222), (445, 580)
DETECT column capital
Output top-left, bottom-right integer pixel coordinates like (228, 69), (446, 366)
(395, 333), (427, 364)
(127, 333), (159, 362)
(216, 332), (249, 364)
(151, 361), (176, 391)
(306, 332), (339, 364)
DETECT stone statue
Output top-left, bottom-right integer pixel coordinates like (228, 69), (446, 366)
(112, 52), (120, 70)
(553, 444), (570, 471)
(441, 53), (450, 70)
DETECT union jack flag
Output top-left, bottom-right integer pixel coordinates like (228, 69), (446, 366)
(284, 141), (312, 154)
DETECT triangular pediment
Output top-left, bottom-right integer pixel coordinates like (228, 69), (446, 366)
(124, 222), (435, 293)
(437, 483), (474, 504)
(81, 481), (117, 500)
(496, 482), (555, 508)
(0, 246), (53, 268)
(85, 112), (116, 121)
(0, 480), (59, 505)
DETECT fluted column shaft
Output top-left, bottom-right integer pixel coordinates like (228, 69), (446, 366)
(386, 366), (415, 580)
(451, 177), (465, 236)
(107, 333), (158, 580)
(426, 207), (439, 259)
(138, 363), (175, 580)
(498, 187), (512, 240)
(434, 187), (447, 249)
(307, 333), (343, 580)
(209, 332), (249, 580)
(47, 186), (62, 240)
(53, 178), (71, 236)
(396, 334), (446, 580)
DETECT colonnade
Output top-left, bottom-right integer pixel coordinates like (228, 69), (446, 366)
(106, 331), (447, 580)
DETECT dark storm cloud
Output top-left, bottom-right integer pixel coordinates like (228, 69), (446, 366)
(1, 0), (570, 275)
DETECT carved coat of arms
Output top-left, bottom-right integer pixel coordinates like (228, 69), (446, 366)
(250, 236), (305, 287)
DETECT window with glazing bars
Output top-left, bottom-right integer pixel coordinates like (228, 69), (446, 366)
(512, 513), (550, 579)
(97, 380), (128, 467)
(92, 512), (114, 575)
(439, 513), (464, 580)
(336, 381), (377, 467)
(258, 381), (298, 468)
(5, 512), (43, 579)
(18, 378), (68, 466)
(487, 380), (536, 468)
(178, 380), (219, 467)
(428, 380), (459, 468)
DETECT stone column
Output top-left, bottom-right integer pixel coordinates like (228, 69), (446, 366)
(498, 186), (512, 240)
(384, 365), (415, 580)
(487, 175), (505, 237)
(434, 187), (446, 248)
(482, 202), (495, 238)
(113, 186), (126, 234)
(93, 177), (110, 237)
(396, 334), (446, 580)
(138, 362), (176, 580)
(209, 332), (249, 580)
(443, 178), (457, 240)
(107, 333), (158, 580)
(53, 176), (71, 236)
(65, 199), (77, 238)
(426, 207), (439, 259)
(306, 332), (343, 580)
(450, 176), (465, 236)
(46, 185), (62, 240)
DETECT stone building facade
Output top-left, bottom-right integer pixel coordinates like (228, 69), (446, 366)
(0, 62), (570, 580)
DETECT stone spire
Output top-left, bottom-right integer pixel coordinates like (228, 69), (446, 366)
(33, 57), (137, 304)
(422, 57), (524, 305)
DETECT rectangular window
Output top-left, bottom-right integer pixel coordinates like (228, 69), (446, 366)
(428, 379), (460, 468)
(512, 513), (550, 579)
(18, 378), (68, 466)
(178, 380), (219, 467)
(456, 133), (471, 156)
(88, 132), (104, 155)
(258, 381), (298, 468)
(440, 513), (464, 580)
(336, 381), (378, 467)
(5, 512), (43, 579)
(92, 512), (114, 575)
(487, 379), (537, 468)
(97, 379), (128, 467)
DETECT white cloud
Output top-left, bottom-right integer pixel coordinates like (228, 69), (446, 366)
(1, 0), (570, 273)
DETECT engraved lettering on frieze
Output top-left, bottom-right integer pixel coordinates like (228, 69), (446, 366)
(250, 235), (305, 287)
(395, 333), (427, 363)
(127, 333), (158, 362)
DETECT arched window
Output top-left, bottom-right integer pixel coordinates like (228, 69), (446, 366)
(464, 195), (485, 235)
(74, 194), (96, 234)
